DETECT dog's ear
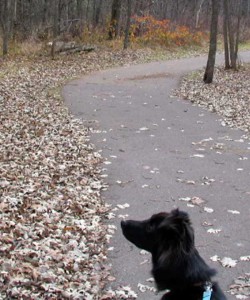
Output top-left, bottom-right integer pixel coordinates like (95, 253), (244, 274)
(159, 209), (194, 253)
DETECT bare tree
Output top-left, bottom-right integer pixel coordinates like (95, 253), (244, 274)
(0, 0), (15, 55)
(108, 0), (122, 39)
(203, 0), (220, 84)
(223, 0), (230, 69)
(53, 0), (60, 38)
(195, 0), (205, 28)
(234, 0), (243, 68)
(124, 0), (132, 49)
(93, 0), (103, 27)
(224, 0), (243, 70)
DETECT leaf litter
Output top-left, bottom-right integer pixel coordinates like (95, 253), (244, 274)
(229, 273), (250, 299)
(179, 196), (205, 206)
(2, 52), (250, 299)
(175, 65), (250, 133)
(175, 64), (250, 299)
(210, 256), (237, 268)
(207, 228), (221, 234)
(1, 49), (161, 299)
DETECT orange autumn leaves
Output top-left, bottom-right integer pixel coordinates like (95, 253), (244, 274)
(130, 15), (207, 47)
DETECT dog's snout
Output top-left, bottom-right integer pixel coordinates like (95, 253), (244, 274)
(121, 220), (127, 229)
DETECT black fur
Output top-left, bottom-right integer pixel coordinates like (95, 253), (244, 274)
(121, 209), (227, 300)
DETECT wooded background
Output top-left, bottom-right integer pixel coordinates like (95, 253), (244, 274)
(1, 0), (250, 58)
(1, 1), (249, 42)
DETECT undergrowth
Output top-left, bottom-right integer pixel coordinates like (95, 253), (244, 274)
(0, 16), (250, 59)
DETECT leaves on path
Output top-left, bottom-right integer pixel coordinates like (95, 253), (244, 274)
(228, 210), (241, 215)
(210, 256), (238, 268)
(190, 154), (205, 158)
(229, 273), (250, 299)
(137, 283), (157, 293)
(203, 207), (214, 213)
(207, 228), (221, 234)
(1, 49), (157, 299)
(1, 51), (249, 299)
(220, 257), (238, 268)
(175, 65), (250, 133)
(101, 286), (138, 299)
(240, 255), (250, 262)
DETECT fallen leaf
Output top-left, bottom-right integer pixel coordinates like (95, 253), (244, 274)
(220, 257), (237, 268)
(228, 210), (240, 215)
(204, 207), (214, 213)
(117, 203), (130, 209)
(179, 197), (191, 202)
(207, 228), (221, 234)
(240, 255), (250, 261)
(191, 196), (205, 206)
(210, 255), (220, 262)
(191, 154), (205, 158)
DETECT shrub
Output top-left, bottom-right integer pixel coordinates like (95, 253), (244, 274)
(130, 15), (208, 47)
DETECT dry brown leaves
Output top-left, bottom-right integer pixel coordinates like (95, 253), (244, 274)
(176, 65), (250, 134)
(176, 64), (250, 299)
(229, 273), (250, 299)
(0, 49), (156, 299)
(2, 49), (248, 299)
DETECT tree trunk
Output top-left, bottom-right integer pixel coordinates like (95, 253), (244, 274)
(0, 0), (13, 56)
(227, 1), (236, 69)
(108, 0), (121, 39)
(43, 0), (49, 26)
(93, 0), (102, 27)
(51, 0), (60, 59)
(124, 0), (132, 49)
(2, 31), (9, 55)
(223, 0), (230, 69)
(203, 0), (220, 84)
(195, 0), (205, 28)
(52, 0), (60, 38)
(234, 0), (242, 70)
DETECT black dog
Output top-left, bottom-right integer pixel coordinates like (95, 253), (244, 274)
(121, 209), (227, 300)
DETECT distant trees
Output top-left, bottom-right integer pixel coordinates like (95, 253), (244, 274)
(1, 0), (250, 56)
(223, 0), (243, 70)
(203, 0), (245, 83)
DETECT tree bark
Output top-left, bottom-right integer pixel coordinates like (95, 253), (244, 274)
(225, 0), (242, 70)
(108, 0), (121, 39)
(52, 0), (60, 38)
(77, 0), (84, 32)
(124, 0), (132, 49)
(228, 1), (236, 69)
(203, 0), (220, 84)
(0, 0), (13, 55)
(234, 0), (242, 70)
(195, 0), (205, 28)
(223, 0), (230, 69)
(93, 0), (102, 27)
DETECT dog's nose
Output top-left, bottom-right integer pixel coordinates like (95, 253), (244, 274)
(121, 220), (127, 229)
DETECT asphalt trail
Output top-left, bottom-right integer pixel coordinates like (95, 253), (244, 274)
(63, 53), (250, 299)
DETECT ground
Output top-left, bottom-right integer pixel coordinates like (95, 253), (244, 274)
(0, 48), (249, 299)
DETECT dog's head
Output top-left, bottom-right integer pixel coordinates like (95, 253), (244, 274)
(121, 209), (217, 292)
(121, 209), (194, 255)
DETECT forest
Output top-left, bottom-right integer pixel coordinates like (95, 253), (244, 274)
(1, 0), (250, 55)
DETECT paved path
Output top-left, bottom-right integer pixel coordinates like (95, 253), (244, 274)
(63, 53), (250, 299)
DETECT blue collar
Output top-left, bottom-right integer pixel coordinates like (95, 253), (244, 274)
(202, 282), (213, 300)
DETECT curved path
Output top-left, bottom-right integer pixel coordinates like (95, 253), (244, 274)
(63, 53), (250, 299)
